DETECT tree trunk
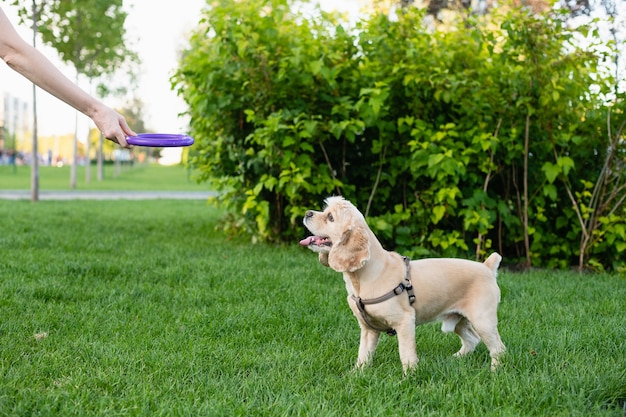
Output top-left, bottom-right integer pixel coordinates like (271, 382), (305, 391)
(523, 112), (531, 269)
(85, 131), (91, 183)
(70, 74), (79, 189)
(30, 0), (39, 202)
(97, 133), (104, 181)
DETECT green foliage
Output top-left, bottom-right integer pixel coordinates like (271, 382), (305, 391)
(8, 0), (138, 89)
(39, 0), (133, 79)
(174, 0), (354, 240)
(173, 1), (626, 270)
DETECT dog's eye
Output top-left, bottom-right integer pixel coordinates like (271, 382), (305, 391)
(327, 213), (334, 222)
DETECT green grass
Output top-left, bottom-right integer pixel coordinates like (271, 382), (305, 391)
(0, 164), (207, 191)
(1, 199), (625, 416)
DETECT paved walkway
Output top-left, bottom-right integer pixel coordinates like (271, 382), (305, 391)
(0, 190), (216, 200)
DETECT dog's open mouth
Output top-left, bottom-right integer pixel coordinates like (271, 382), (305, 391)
(299, 235), (332, 247)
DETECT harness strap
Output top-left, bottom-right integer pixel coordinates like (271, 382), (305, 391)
(351, 256), (415, 336)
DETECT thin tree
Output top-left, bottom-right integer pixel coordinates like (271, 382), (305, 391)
(9, 0), (138, 188)
(38, 0), (137, 188)
(7, 0), (46, 201)
(28, 0), (40, 202)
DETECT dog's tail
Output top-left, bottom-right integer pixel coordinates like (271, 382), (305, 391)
(483, 252), (502, 278)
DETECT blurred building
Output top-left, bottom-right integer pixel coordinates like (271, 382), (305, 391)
(0, 92), (30, 156)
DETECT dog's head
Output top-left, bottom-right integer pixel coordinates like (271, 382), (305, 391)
(300, 196), (370, 272)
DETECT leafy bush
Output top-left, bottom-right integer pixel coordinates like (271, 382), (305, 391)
(173, 0), (626, 271)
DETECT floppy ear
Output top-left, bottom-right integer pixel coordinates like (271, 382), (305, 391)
(328, 225), (370, 272)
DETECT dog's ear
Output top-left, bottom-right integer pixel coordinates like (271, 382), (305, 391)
(328, 224), (370, 272)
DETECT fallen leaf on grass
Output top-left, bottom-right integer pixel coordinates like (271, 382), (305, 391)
(33, 332), (48, 341)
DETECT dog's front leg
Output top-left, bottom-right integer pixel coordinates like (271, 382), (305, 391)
(318, 252), (329, 267)
(355, 326), (380, 369)
(396, 320), (418, 373)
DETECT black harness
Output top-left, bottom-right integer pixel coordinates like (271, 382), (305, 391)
(350, 256), (416, 336)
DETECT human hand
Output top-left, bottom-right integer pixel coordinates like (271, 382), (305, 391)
(90, 103), (137, 148)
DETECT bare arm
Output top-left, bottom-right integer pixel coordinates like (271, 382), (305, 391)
(0, 7), (135, 147)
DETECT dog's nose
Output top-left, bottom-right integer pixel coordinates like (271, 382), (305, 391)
(305, 210), (314, 218)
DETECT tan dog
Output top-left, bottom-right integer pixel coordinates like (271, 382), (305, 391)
(300, 196), (506, 372)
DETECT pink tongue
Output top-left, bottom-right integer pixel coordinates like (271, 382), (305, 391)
(300, 236), (329, 246)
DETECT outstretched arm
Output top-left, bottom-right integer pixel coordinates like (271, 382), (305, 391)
(0, 7), (135, 147)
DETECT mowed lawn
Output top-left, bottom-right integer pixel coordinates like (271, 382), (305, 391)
(0, 199), (625, 416)
(0, 164), (206, 191)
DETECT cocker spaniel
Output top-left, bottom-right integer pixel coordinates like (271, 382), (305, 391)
(300, 196), (506, 372)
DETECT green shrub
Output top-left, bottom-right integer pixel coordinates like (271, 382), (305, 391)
(173, 0), (626, 271)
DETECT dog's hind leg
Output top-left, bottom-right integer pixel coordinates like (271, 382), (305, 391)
(452, 317), (481, 357)
(469, 315), (506, 370)
(441, 313), (462, 333)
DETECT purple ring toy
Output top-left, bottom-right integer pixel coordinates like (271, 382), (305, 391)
(126, 133), (194, 147)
